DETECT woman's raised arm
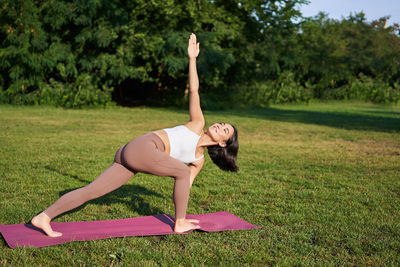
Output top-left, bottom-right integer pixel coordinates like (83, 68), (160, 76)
(185, 33), (204, 135)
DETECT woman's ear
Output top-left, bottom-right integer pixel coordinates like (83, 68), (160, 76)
(218, 141), (227, 147)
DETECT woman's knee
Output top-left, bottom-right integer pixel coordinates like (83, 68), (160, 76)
(174, 166), (191, 181)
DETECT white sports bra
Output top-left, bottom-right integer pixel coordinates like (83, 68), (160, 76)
(163, 125), (203, 164)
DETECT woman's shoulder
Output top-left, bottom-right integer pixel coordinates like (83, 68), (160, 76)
(184, 121), (204, 136)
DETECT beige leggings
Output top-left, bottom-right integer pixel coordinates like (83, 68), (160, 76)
(43, 133), (191, 220)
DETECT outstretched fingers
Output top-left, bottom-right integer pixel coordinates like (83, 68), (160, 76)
(191, 33), (196, 44)
(188, 33), (200, 58)
(189, 33), (196, 46)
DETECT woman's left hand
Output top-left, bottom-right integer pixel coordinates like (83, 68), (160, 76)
(188, 33), (200, 59)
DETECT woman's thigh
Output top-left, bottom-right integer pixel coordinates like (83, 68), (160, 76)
(122, 133), (189, 178)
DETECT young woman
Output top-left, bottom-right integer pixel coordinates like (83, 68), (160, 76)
(31, 33), (239, 236)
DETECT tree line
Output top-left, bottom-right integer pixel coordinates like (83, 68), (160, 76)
(1, 0), (399, 108)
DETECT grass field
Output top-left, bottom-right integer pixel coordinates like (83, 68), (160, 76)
(0, 102), (399, 266)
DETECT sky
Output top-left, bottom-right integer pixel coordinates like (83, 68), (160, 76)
(298, 0), (400, 26)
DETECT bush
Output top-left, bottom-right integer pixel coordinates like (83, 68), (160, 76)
(237, 82), (275, 108)
(316, 74), (399, 104)
(274, 71), (312, 104)
(0, 76), (114, 108)
(350, 74), (400, 104)
(237, 72), (312, 107)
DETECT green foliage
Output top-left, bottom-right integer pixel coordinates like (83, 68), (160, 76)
(317, 74), (400, 104)
(236, 71), (312, 107)
(350, 74), (400, 104)
(274, 71), (313, 104)
(295, 13), (400, 102)
(0, 0), (399, 107)
(41, 76), (115, 108)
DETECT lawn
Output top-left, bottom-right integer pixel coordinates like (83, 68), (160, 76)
(0, 102), (399, 266)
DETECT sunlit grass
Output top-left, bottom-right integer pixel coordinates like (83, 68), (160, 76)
(0, 102), (399, 266)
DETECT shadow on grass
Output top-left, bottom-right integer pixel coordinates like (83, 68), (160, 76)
(215, 108), (400, 133)
(45, 166), (166, 218)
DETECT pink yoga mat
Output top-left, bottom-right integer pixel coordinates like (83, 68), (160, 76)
(0, 211), (261, 248)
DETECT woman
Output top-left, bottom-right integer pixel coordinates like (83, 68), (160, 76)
(31, 33), (239, 236)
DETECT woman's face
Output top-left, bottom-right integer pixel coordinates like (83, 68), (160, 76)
(208, 122), (234, 146)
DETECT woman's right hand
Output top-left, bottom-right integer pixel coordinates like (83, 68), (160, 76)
(188, 33), (200, 59)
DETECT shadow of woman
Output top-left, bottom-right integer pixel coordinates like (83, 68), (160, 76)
(45, 166), (167, 219)
(224, 108), (400, 133)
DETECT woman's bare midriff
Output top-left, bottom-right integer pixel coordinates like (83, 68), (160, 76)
(153, 130), (171, 155)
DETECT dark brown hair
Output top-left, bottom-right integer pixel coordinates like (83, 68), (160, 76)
(207, 124), (239, 172)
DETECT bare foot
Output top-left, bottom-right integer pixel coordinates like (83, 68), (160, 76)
(186, 219), (199, 224)
(31, 212), (62, 237)
(174, 218), (200, 233)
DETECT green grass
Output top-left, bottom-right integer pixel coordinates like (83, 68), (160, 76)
(0, 102), (399, 266)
